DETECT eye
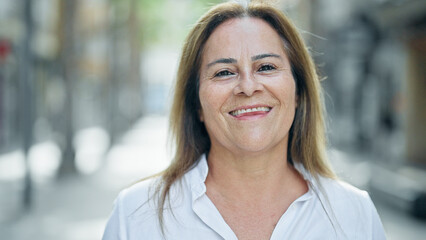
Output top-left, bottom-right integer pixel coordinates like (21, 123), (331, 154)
(215, 70), (234, 77)
(258, 64), (276, 72)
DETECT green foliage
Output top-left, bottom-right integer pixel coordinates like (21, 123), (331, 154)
(136, 0), (223, 48)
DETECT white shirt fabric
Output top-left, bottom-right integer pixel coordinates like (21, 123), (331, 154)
(102, 154), (386, 240)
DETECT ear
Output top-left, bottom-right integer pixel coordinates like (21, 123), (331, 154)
(198, 109), (204, 122)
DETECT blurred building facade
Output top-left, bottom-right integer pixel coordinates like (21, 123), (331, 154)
(297, 0), (426, 168)
(0, 0), (143, 170)
(304, 0), (426, 218)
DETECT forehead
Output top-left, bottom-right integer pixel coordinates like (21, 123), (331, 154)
(202, 17), (286, 60)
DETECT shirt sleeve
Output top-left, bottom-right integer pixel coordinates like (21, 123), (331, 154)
(102, 191), (127, 240)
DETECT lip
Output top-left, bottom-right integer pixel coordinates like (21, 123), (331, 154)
(230, 104), (272, 112)
(228, 104), (272, 120)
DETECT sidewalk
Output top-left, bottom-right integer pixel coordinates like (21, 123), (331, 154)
(0, 115), (170, 240)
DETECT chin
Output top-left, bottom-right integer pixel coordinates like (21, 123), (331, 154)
(232, 135), (288, 154)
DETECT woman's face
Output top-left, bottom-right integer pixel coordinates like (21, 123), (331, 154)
(198, 17), (297, 156)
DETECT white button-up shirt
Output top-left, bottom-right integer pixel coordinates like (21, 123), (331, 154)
(103, 154), (386, 239)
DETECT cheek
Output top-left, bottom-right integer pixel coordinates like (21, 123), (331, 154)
(288, 89), (297, 107)
(271, 79), (297, 106)
(199, 83), (226, 112)
(285, 79), (297, 107)
(198, 85), (215, 120)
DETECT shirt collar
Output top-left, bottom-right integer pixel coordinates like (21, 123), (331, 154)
(293, 161), (326, 201)
(294, 161), (315, 184)
(185, 154), (209, 201)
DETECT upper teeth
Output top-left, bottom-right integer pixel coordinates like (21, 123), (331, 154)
(230, 107), (271, 116)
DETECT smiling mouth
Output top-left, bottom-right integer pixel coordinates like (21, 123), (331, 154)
(229, 106), (271, 117)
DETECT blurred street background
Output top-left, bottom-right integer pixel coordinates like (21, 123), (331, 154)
(0, 0), (425, 239)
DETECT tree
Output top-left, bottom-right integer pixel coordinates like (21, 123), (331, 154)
(57, 0), (77, 176)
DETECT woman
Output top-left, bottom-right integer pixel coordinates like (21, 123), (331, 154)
(103, 1), (386, 239)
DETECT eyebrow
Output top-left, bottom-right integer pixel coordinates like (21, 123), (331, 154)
(251, 53), (282, 61)
(206, 58), (237, 68)
(206, 53), (282, 68)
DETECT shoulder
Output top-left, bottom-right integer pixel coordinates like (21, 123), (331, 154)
(116, 177), (160, 217)
(102, 177), (162, 240)
(319, 177), (370, 204)
(317, 176), (373, 217)
(295, 162), (373, 211)
(315, 177), (386, 239)
(116, 175), (187, 217)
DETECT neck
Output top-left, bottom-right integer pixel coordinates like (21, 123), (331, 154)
(205, 146), (305, 202)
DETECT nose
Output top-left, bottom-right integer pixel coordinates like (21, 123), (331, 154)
(233, 72), (263, 97)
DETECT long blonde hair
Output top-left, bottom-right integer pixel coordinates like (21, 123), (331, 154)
(157, 0), (335, 231)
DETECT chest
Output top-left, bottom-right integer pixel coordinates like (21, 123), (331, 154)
(220, 208), (283, 240)
(208, 195), (292, 240)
